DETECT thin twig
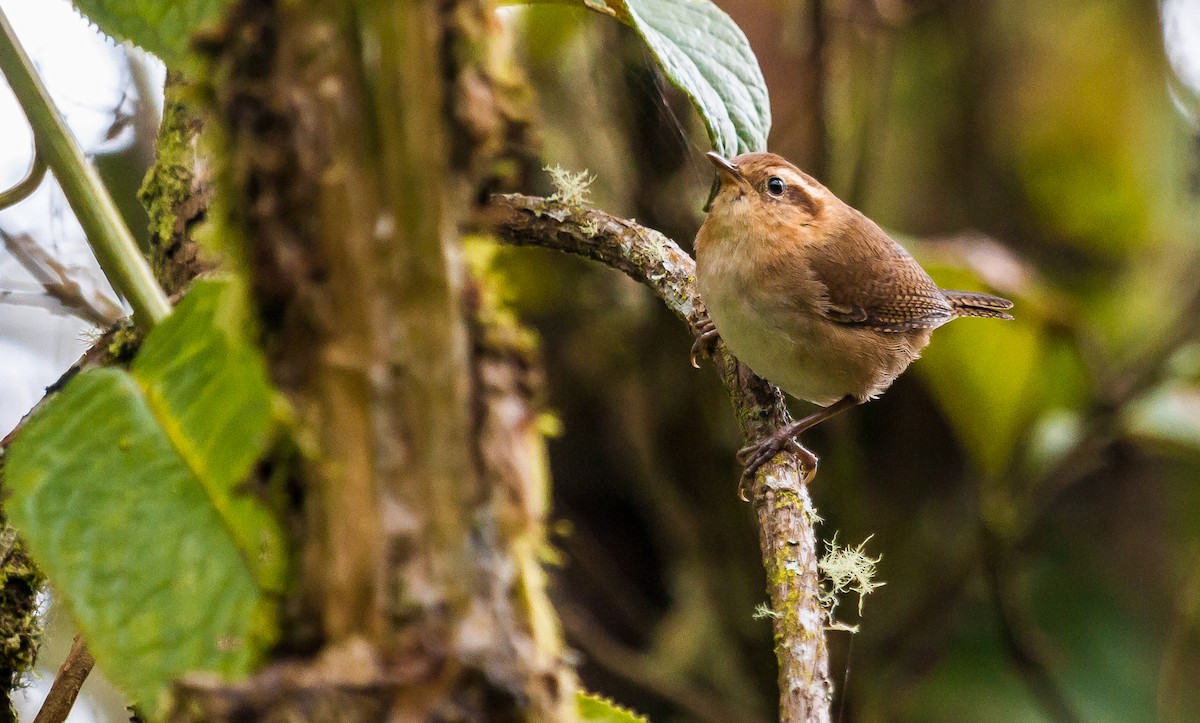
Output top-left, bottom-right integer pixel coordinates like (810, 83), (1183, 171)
(489, 193), (832, 723)
(32, 635), (95, 723)
(0, 325), (122, 450)
(0, 288), (81, 317)
(1, 230), (124, 327)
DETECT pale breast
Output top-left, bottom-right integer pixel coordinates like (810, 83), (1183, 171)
(697, 228), (929, 406)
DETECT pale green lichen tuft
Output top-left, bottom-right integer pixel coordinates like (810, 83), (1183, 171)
(818, 534), (884, 630)
(752, 602), (781, 620)
(544, 165), (596, 207)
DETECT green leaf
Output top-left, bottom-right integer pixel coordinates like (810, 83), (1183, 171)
(130, 280), (286, 591)
(72, 0), (232, 68)
(600, 0), (770, 157)
(920, 315), (1043, 477)
(914, 265), (1044, 478)
(5, 279), (284, 715)
(577, 690), (649, 722)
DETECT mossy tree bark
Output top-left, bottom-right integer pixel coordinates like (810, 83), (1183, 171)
(167, 0), (575, 718)
(0, 518), (42, 720)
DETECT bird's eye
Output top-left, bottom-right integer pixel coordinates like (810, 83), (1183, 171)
(766, 177), (786, 197)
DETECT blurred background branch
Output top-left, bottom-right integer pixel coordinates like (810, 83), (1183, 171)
(1, 230), (123, 327)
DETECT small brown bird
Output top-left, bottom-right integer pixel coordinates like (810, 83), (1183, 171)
(694, 151), (1013, 486)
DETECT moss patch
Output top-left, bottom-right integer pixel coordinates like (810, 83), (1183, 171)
(0, 519), (44, 720)
(138, 78), (212, 294)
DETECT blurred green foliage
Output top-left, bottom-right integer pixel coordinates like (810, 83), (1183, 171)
(499, 1), (1200, 721)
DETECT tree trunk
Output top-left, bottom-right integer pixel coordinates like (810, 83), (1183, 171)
(170, 0), (576, 718)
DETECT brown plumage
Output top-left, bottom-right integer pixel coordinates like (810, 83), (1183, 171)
(693, 151), (1013, 487)
(945, 290), (1017, 319)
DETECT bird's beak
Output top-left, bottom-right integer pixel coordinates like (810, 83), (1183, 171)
(704, 152), (751, 201)
(705, 152), (742, 180)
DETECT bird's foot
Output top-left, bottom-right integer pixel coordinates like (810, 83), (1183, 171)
(736, 433), (818, 501)
(690, 315), (720, 369)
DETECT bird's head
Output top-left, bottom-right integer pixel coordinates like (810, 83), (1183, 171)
(704, 151), (834, 233)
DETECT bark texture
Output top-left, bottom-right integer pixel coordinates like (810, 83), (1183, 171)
(175, 0), (574, 719)
(31, 636), (94, 723)
(137, 76), (213, 296)
(490, 192), (833, 723)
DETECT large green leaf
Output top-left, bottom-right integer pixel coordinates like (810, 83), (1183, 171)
(4, 279), (284, 715)
(72, 0), (231, 68)
(588, 0), (771, 156)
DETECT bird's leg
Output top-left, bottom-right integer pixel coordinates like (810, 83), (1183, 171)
(690, 314), (721, 368)
(735, 395), (859, 497)
(736, 438), (820, 502)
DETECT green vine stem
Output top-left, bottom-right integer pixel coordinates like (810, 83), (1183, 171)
(0, 7), (170, 329)
(0, 145), (45, 209)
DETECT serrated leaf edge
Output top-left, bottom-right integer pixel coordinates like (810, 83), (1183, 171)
(577, 689), (650, 722)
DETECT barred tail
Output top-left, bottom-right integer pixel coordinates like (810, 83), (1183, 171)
(944, 290), (1014, 320)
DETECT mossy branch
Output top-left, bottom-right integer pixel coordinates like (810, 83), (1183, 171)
(489, 192), (832, 723)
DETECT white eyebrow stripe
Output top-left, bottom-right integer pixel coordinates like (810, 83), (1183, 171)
(772, 168), (821, 196)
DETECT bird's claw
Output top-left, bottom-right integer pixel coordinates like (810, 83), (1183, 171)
(788, 439), (819, 485)
(735, 431), (819, 501)
(690, 316), (720, 369)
